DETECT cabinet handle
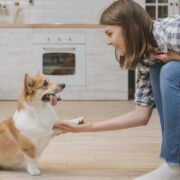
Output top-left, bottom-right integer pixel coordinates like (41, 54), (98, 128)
(170, 2), (173, 6)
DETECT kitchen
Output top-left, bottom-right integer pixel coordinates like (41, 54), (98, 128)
(0, 0), (179, 179)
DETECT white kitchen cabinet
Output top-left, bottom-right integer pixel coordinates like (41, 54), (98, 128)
(0, 28), (33, 100)
(57, 29), (129, 100)
(0, 27), (129, 100)
(84, 29), (129, 100)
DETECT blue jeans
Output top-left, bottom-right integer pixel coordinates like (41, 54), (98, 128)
(150, 61), (180, 165)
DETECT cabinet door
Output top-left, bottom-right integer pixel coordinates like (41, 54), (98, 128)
(86, 29), (129, 100)
(0, 29), (33, 100)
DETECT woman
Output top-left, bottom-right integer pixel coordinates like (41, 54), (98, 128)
(53, 0), (180, 179)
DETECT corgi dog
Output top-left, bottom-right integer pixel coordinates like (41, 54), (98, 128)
(0, 73), (83, 176)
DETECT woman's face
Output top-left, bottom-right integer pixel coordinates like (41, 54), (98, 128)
(104, 25), (126, 56)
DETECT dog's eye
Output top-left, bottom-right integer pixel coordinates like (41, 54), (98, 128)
(43, 80), (48, 87)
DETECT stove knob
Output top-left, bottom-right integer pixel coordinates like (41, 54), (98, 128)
(69, 37), (72, 42)
(47, 37), (50, 42)
(58, 37), (61, 42)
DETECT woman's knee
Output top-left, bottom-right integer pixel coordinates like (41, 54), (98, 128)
(160, 61), (180, 82)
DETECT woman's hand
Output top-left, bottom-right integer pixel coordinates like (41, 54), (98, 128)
(53, 121), (93, 135)
(153, 49), (180, 63)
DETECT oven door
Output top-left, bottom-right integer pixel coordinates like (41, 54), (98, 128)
(33, 44), (85, 85)
(42, 48), (75, 75)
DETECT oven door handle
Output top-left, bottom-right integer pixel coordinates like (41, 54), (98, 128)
(43, 47), (75, 53)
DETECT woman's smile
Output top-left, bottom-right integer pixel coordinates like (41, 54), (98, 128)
(104, 25), (126, 56)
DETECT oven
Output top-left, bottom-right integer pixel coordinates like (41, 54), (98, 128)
(32, 30), (86, 85)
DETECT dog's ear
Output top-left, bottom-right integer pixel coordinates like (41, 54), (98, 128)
(24, 74), (34, 94)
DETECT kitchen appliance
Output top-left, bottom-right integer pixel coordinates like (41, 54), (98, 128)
(32, 30), (86, 85)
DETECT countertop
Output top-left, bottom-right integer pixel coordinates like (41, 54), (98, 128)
(0, 24), (102, 28)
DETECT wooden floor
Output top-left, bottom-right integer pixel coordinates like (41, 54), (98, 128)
(0, 100), (163, 179)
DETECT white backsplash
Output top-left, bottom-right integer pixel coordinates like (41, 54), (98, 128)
(0, 0), (115, 24)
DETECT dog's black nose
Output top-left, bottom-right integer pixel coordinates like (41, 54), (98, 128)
(59, 83), (65, 89)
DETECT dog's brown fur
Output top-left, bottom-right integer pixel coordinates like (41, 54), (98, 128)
(0, 117), (36, 168)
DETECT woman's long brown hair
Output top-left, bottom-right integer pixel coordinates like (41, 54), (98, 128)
(100, 0), (157, 69)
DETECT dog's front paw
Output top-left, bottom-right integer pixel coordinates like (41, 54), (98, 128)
(26, 163), (42, 176)
(68, 117), (84, 125)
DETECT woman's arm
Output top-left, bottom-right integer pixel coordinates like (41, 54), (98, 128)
(53, 106), (153, 134)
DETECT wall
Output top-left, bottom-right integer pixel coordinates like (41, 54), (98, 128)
(0, 0), (115, 24)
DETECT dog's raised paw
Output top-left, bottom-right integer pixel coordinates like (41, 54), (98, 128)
(68, 117), (84, 125)
(78, 117), (84, 124)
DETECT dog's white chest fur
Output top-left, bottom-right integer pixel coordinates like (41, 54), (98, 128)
(13, 102), (57, 154)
